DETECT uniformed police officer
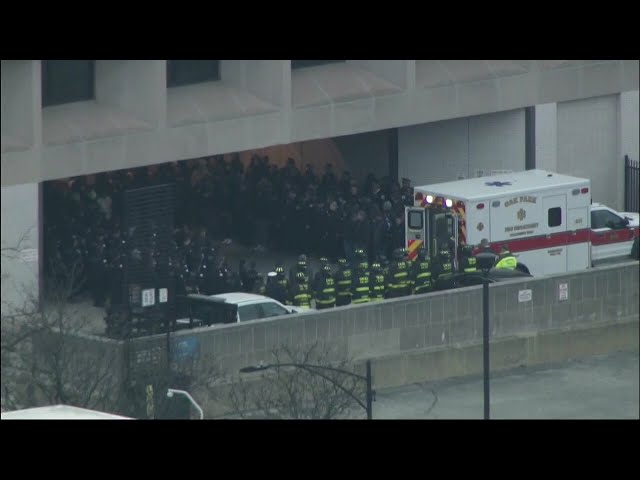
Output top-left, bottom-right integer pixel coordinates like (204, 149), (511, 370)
(413, 248), (433, 295)
(386, 248), (410, 298)
(335, 258), (353, 307)
(252, 273), (266, 295)
(244, 261), (259, 293)
(314, 264), (336, 310)
(290, 271), (312, 309)
(369, 262), (386, 301)
(266, 271), (288, 304)
(275, 265), (291, 305)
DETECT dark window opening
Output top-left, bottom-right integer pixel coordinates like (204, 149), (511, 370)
(291, 60), (345, 70)
(548, 207), (562, 227)
(42, 60), (95, 107)
(408, 211), (423, 230)
(167, 60), (220, 87)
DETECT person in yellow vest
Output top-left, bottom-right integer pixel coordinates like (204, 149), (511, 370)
(494, 246), (518, 270)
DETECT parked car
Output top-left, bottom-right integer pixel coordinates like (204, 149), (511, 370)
(176, 293), (305, 329)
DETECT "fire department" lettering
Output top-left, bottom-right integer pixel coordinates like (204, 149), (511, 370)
(504, 196), (537, 208)
(504, 222), (539, 233)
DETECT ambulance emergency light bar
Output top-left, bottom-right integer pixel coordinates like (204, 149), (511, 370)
(415, 192), (453, 208)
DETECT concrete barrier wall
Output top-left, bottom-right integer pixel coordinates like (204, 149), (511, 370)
(126, 261), (639, 412)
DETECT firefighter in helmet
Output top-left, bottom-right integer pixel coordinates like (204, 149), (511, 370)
(433, 246), (454, 290)
(335, 258), (353, 307)
(386, 248), (410, 298)
(459, 245), (478, 274)
(413, 248), (433, 295)
(290, 254), (310, 284)
(290, 271), (312, 309)
(352, 248), (370, 304)
(314, 264), (336, 310)
(369, 261), (386, 301)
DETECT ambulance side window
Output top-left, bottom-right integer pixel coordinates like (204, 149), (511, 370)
(548, 207), (562, 227)
(408, 211), (423, 230)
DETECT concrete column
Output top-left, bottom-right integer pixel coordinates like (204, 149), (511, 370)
(1, 60), (41, 151)
(534, 102), (558, 172)
(95, 60), (167, 128)
(525, 106), (536, 169)
(619, 90), (639, 209)
(1, 182), (40, 315)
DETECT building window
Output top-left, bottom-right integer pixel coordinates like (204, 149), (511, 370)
(291, 60), (345, 70)
(41, 60), (95, 107)
(548, 207), (562, 227)
(167, 60), (220, 87)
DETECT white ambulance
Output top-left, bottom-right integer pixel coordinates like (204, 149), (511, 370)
(405, 169), (639, 276)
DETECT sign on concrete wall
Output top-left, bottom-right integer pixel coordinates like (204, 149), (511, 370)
(19, 248), (38, 263)
(518, 289), (532, 303)
(558, 282), (569, 301)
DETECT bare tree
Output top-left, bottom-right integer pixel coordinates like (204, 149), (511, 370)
(227, 342), (367, 419)
(1, 251), (121, 413)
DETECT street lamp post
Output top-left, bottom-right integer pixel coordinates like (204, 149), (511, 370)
(166, 388), (204, 420)
(475, 251), (497, 420)
(240, 359), (374, 419)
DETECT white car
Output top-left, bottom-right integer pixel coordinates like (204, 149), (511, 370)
(590, 203), (640, 263)
(177, 293), (306, 328)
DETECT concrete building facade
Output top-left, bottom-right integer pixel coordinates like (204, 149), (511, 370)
(1, 60), (638, 313)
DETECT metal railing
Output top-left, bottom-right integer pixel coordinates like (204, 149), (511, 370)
(624, 155), (639, 213)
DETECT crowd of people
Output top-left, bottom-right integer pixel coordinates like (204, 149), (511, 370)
(42, 153), (416, 309)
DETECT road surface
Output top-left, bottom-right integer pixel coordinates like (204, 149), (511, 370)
(373, 351), (639, 419)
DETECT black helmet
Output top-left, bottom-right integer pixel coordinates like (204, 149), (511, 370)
(337, 258), (349, 268)
(371, 262), (382, 272)
(392, 248), (404, 260)
(296, 271), (307, 282)
(418, 248), (428, 259)
(275, 266), (285, 276)
(354, 248), (366, 259)
(319, 256), (329, 265)
(298, 254), (307, 263)
(322, 264), (332, 275)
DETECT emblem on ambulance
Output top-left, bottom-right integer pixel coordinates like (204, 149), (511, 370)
(477, 222), (484, 231)
(517, 208), (526, 221)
